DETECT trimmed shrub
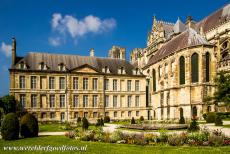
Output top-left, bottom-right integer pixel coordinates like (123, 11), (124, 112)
(82, 117), (89, 131)
(77, 117), (81, 126)
(179, 116), (185, 124)
(206, 112), (216, 123)
(100, 118), (104, 126)
(20, 113), (38, 138)
(215, 115), (223, 126)
(131, 117), (135, 124)
(96, 118), (104, 127)
(188, 117), (199, 132)
(1, 112), (19, 140)
(139, 116), (144, 122)
(104, 116), (110, 123)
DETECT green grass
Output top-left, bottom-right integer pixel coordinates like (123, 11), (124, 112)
(222, 124), (230, 128)
(39, 123), (65, 132)
(0, 136), (229, 154)
(39, 123), (97, 132)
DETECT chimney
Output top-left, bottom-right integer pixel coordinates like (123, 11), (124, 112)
(12, 37), (16, 66)
(186, 15), (195, 29)
(90, 48), (94, 57)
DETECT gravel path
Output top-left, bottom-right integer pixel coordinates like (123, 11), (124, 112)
(39, 132), (65, 136)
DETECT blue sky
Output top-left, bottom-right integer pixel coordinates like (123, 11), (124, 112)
(0, 0), (229, 96)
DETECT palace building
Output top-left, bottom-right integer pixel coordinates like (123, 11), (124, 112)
(9, 3), (230, 122)
(9, 45), (150, 122)
(131, 3), (230, 120)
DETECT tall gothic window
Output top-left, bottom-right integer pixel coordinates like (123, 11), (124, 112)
(179, 56), (185, 85)
(205, 52), (210, 82)
(191, 53), (199, 83)
(152, 69), (156, 92)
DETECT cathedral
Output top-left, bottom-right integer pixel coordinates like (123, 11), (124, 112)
(9, 3), (230, 122)
(131, 3), (230, 120)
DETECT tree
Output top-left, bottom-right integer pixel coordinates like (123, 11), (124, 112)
(82, 117), (89, 131)
(1, 95), (16, 114)
(1, 112), (19, 140)
(205, 72), (230, 110)
(20, 113), (39, 137)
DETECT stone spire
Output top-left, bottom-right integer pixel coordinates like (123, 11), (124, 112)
(173, 17), (186, 33)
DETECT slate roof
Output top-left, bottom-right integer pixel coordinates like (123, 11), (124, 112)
(196, 3), (230, 33)
(12, 52), (142, 76)
(145, 28), (212, 68)
(173, 18), (186, 33)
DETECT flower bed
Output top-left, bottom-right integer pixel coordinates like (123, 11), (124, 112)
(120, 124), (188, 130)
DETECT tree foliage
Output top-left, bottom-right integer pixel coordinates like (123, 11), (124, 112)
(0, 95), (16, 114)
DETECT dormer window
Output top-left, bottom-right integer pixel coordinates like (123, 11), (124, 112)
(120, 67), (124, 74)
(133, 68), (140, 75)
(103, 66), (110, 73)
(58, 63), (66, 71)
(19, 62), (26, 69)
(118, 67), (125, 74)
(39, 62), (46, 70)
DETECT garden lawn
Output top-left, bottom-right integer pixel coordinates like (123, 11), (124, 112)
(0, 136), (230, 154)
(39, 123), (65, 132)
(223, 124), (230, 128)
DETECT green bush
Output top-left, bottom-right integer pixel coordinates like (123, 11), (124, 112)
(104, 116), (110, 123)
(77, 117), (81, 126)
(1, 112), (19, 140)
(203, 113), (207, 120)
(168, 133), (186, 146)
(139, 116), (144, 122)
(188, 118), (199, 132)
(96, 118), (104, 127)
(215, 115), (223, 126)
(82, 117), (89, 131)
(206, 112), (216, 123)
(179, 116), (185, 124)
(131, 117), (135, 124)
(20, 113), (38, 138)
(216, 112), (230, 119)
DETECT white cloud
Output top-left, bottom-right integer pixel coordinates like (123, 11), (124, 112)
(49, 37), (61, 47)
(51, 13), (116, 38)
(0, 42), (12, 57)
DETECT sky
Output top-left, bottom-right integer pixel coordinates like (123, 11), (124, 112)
(0, 0), (229, 96)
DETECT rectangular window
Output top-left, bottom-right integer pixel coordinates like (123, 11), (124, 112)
(105, 95), (109, 107)
(84, 112), (88, 118)
(128, 96), (132, 107)
(135, 96), (139, 107)
(114, 111), (117, 117)
(128, 111), (131, 117)
(59, 77), (65, 89)
(113, 79), (117, 91)
(31, 94), (37, 108)
(73, 95), (79, 107)
(121, 111), (124, 117)
(127, 80), (132, 91)
(61, 112), (65, 122)
(105, 112), (109, 117)
(93, 95), (98, 107)
(73, 77), (78, 90)
(93, 78), (98, 90)
(83, 78), (88, 90)
(19, 76), (25, 89)
(74, 112), (79, 118)
(20, 94), (26, 108)
(136, 111), (139, 117)
(31, 76), (36, 89)
(60, 95), (65, 107)
(113, 95), (117, 107)
(49, 77), (55, 89)
(50, 95), (55, 108)
(135, 80), (140, 91)
(105, 79), (109, 90)
(83, 95), (88, 107)
(93, 112), (97, 118)
(50, 112), (55, 119)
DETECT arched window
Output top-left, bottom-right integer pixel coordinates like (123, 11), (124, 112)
(179, 56), (185, 85)
(191, 53), (199, 83)
(207, 106), (211, 112)
(205, 52), (210, 82)
(179, 108), (184, 118)
(152, 69), (156, 92)
(192, 106), (197, 117)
